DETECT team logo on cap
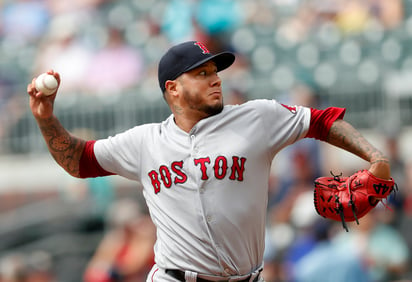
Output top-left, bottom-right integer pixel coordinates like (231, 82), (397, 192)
(194, 42), (210, 54)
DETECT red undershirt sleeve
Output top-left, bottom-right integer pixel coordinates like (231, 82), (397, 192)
(305, 107), (346, 141)
(79, 140), (115, 178)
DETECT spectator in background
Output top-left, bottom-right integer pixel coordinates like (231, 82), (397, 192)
(84, 199), (155, 282)
(274, 1), (319, 45)
(1, 0), (51, 46)
(0, 252), (28, 282)
(399, 160), (412, 275)
(383, 130), (406, 227)
(161, 0), (244, 52)
(292, 204), (409, 282)
(0, 0), (52, 153)
(0, 74), (25, 154)
(402, 161), (412, 216)
(0, 251), (54, 282)
(84, 27), (144, 97)
(333, 0), (403, 34)
(335, 0), (371, 35)
(193, 0), (244, 52)
(161, 0), (195, 44)
(368, 0), (404, 29)
(342, 207), (409, 282)
(33, 13), (93, 96)
(45, 0), (106, 16)
(293, 221), (371, 282)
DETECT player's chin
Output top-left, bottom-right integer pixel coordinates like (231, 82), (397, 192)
(203, 101), (224, 116)
(210, 93), (223, 104)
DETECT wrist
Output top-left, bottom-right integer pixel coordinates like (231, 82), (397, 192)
(369, 159), (391, 180)
(35, 114), (55, 124)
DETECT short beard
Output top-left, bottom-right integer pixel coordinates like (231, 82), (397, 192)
(183, 89), (224, 117)
(200, 102), (224, 116)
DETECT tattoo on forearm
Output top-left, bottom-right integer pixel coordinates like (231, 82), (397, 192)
(370, 159), (390, 165)
(327, 120), (387, 162)
(38, 118), (85, 176)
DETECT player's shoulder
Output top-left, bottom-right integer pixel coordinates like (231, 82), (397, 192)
(224, 99), (310, 119)
(225, 99), (271, 107)
(224, 99), (279, 112)
(126, 121), (162, 133)
(246, 99), (279, 107)
(106, 121), (163, 141)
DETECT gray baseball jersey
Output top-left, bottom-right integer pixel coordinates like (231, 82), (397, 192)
(94, 99), (310, 276)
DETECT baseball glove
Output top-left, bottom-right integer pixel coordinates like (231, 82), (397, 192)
(314, 170), (396, 231)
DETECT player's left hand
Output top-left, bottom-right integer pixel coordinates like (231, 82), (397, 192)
(313, 169), (396, 231)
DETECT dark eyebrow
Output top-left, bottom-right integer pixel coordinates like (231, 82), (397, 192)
(189, 62), (217, 74)
(200, 62), (218, 71)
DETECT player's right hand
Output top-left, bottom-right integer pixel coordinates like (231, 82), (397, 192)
(27, 70), (60, 120)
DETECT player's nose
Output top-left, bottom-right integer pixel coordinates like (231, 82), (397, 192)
(210, 73), (222, 87)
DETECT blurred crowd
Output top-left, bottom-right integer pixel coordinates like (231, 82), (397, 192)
(0, 0), (407, 145)
(1, 0), (412, 281)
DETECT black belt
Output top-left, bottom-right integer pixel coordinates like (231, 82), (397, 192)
(166, 269), (259, 282)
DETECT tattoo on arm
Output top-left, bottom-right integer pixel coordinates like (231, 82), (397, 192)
(370, 159), (390, 165)
(327, 119), (388, 163)
(38, 117), (86, 177)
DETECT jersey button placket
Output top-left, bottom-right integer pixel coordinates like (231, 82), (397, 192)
(190, 134), (196, 157)
(190, 131), (216, 252)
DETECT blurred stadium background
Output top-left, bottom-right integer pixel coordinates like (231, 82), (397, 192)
(1, 0), (412, 281)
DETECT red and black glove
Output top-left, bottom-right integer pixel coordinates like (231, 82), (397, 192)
(314, 170), (396, 231)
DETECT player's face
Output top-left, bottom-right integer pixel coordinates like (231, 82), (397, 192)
(178, 61), (223, 117)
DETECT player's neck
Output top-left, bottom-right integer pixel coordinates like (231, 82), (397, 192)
(171, 103), (218, 133)
(172, 106), (212, 132)
(173, 115), (205, 133)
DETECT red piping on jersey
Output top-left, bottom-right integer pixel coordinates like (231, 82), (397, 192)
(305, 107), (346, 141)
(79, 140), (114, 178)
(151, 268), (159, 281)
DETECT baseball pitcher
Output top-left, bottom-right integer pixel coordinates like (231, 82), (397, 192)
(27, 41), (394, 282)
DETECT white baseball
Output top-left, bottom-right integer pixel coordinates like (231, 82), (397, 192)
(35, 73), (58, 96)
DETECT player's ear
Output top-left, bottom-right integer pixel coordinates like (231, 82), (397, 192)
(165, 80), (179, 97)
